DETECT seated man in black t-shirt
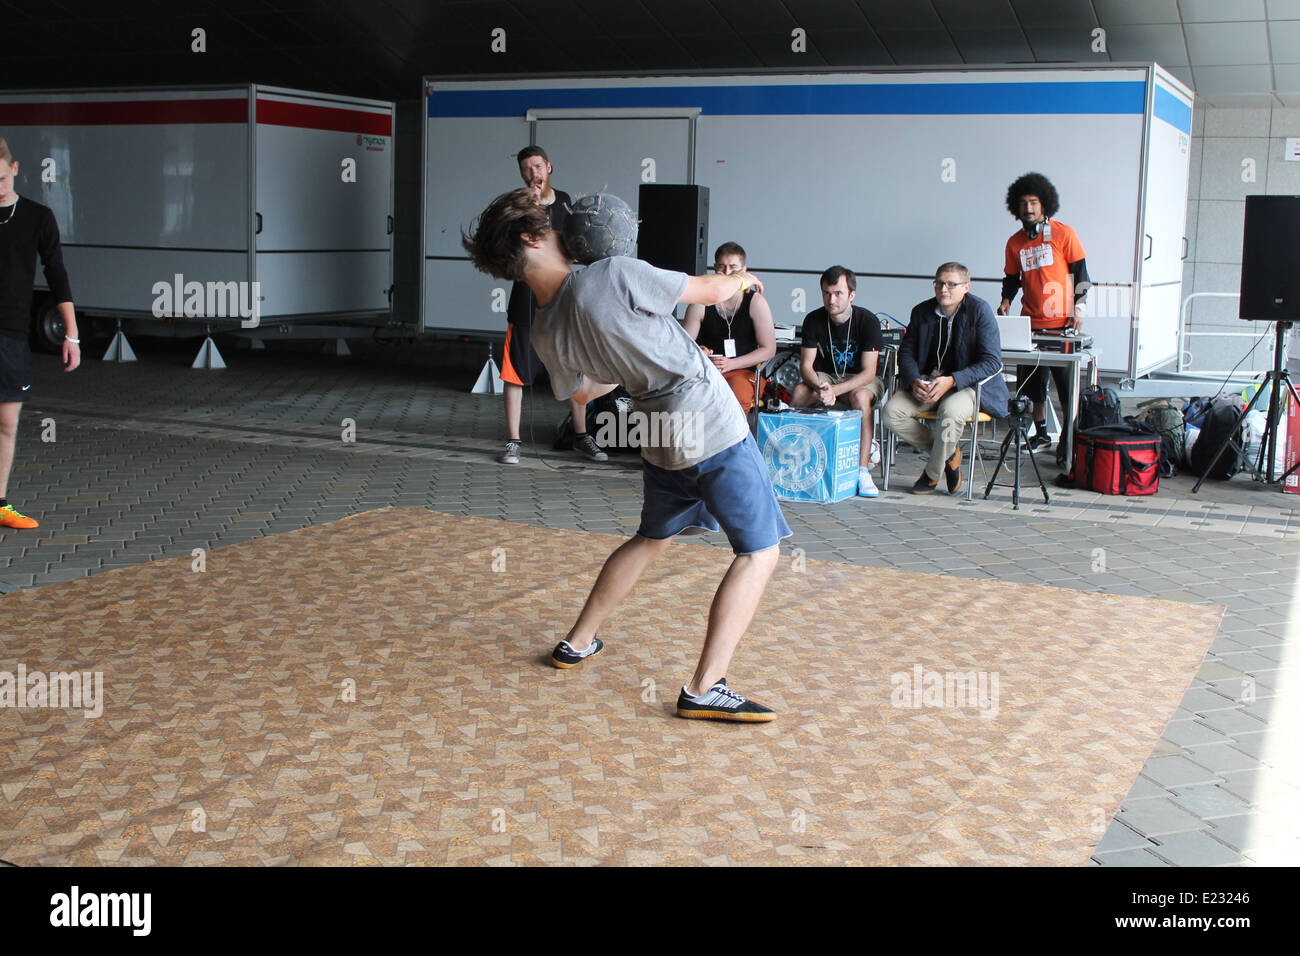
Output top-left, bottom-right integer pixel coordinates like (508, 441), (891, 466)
(682, 241), (776, 412)
(791, 265), (885, 498)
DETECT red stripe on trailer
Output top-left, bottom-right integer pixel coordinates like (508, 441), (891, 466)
(256, 99), (392, 136)
(0, 99), (247, 125)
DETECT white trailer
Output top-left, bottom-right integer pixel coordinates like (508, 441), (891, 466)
(422, 66), (1192, 380)
(1, 85), (395, 361)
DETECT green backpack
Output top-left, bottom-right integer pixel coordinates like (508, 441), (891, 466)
(1137, 399), (1186, 473)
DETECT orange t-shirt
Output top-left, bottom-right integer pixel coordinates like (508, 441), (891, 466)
(1003, 220), (1086, 330)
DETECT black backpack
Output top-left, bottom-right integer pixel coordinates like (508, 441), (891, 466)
(1188, 398), (1245, 480)
(553, 386), (636, 451)
(1077, 385), (1122, 432)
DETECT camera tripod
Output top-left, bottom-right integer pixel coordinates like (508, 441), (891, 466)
(983, 403), (1051, 509)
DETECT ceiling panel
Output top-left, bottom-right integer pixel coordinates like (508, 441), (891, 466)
(643, 0), (731, 34)
(1105, 23), (1190, 65)
(854, 0), (943, 30)
(807, 29), (894, 65)
(876, 28), (964, 64)
(1009, 0), (1096, 28)
(1270, 19), (1300, 61)
(932, 0), (1019, 30)
(951, 28), (1035, 63)
(1024, 27), (1104, 62)
(1267, 0), (1300, 19)
(1185, 21), (1271, 65)
(1192, 63), (1275, 93)
(1092, 0), (1182, 26)
(1180, 0), (1267, 22)
(708, 0), (800, 33)
(782, 0), (869, 31)
(1273, 63), (1300, 91)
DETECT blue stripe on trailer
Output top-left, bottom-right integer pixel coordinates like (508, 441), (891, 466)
(427, 81), (1147, 118)
(1153, 84), (1192, 134)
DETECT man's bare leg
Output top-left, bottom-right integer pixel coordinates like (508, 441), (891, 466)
(686, 544), (779, 695)
(504, 382), (523, 440)
(0, 402), (21, 499)
(850, 390), (875, 467)
(571, 398), (587, 434)
(564, 534), (673, 651)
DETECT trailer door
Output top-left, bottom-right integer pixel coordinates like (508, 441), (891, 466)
(529, 110), (695, 213)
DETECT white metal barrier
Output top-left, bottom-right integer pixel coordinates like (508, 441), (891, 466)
(1177, 291), (1274, 377)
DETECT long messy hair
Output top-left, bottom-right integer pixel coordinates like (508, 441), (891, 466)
(1005, 172), (1060, 219)
(461, 188), (555, 281)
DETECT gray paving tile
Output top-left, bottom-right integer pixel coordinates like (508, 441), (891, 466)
(1117, 799), (1213, 838)
(1207, 813), (1300, 855)
(1142, 755), (1225, 788)
(1184, 743), (1261, 774)
(1168, 784), (1255, 820)
(1094, 820), (1155, 854)
(1148, 830), (1245, 866)
(1196, 706), (1270, 736)
(1161, 720), (1232, 749)
(1091, 847), (1172, 866)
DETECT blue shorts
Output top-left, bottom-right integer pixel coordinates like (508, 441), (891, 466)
(638, 434), (792, 555)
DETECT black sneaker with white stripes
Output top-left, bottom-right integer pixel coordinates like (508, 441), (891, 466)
(676, 678), (776, 722)
(550, 637), (604, 669)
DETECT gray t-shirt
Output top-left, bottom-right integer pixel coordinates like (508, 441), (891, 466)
(533, 256), (750, 471)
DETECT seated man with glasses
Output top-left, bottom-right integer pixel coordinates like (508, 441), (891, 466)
(683, 241), (777, 413)
(789, 265), (885, 498)
(884, 262), (1009, 494)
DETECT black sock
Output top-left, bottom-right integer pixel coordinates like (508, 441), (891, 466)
(573, 431), (587, 438)
(1034, 420), (1048, 434)
(0, 498), (7, 508)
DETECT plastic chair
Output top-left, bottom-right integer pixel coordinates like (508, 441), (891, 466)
(882, 370), (999, 500)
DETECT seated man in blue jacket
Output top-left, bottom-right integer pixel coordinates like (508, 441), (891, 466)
(884, 262), (1009, 494)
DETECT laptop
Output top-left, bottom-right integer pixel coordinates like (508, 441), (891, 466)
(996, 315), (1036, 351)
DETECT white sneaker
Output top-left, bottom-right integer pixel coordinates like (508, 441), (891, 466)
(869, 439), (881, 467)
(858, 469), (879, 498)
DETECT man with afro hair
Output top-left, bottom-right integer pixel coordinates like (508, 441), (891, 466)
(997, 172), (1090, 453)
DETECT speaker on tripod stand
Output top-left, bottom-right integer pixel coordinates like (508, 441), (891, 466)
(1193, 195), (1300, 491)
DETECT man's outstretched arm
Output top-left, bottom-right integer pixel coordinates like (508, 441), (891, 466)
(680, 271), (763, 306)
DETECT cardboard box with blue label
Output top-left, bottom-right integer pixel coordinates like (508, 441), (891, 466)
(757, 410), (861, 503)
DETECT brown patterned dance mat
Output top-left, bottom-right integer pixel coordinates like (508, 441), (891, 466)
(0, 508), (1223, 866)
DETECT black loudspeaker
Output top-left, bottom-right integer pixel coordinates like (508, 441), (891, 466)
(1240, 195), (1300, 321)
(637, 184), (709, 276)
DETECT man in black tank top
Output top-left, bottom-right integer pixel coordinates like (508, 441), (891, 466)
(0, 136), (81, 530)
(498, 146), (605, 465)
(682, 242), (776, 412)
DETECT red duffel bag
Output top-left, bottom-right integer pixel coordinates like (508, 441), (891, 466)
(1069, 421), (1163, 496)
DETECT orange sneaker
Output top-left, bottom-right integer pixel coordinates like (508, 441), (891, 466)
(0, 504), (39, 529)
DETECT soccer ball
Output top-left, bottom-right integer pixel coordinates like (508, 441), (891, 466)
(563, 193), (638, 265)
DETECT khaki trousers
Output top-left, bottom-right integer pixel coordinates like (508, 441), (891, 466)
(884, 386), (979, 480)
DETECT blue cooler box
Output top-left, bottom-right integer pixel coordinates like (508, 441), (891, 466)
(757, 410), (862, 503)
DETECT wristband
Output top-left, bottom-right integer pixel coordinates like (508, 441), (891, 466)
(737, 275), (750, 294)
(65, 337), (80, 344)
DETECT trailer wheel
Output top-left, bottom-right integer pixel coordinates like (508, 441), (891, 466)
(31, 298), (67, 354)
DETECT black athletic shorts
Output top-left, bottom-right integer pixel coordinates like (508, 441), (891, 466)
(0, 335), (33, 403)
(502, 322), (542, 387)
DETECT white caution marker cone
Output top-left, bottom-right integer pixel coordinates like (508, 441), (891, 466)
(192, 336), (227, 369)
(472, 343), (504, 395)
